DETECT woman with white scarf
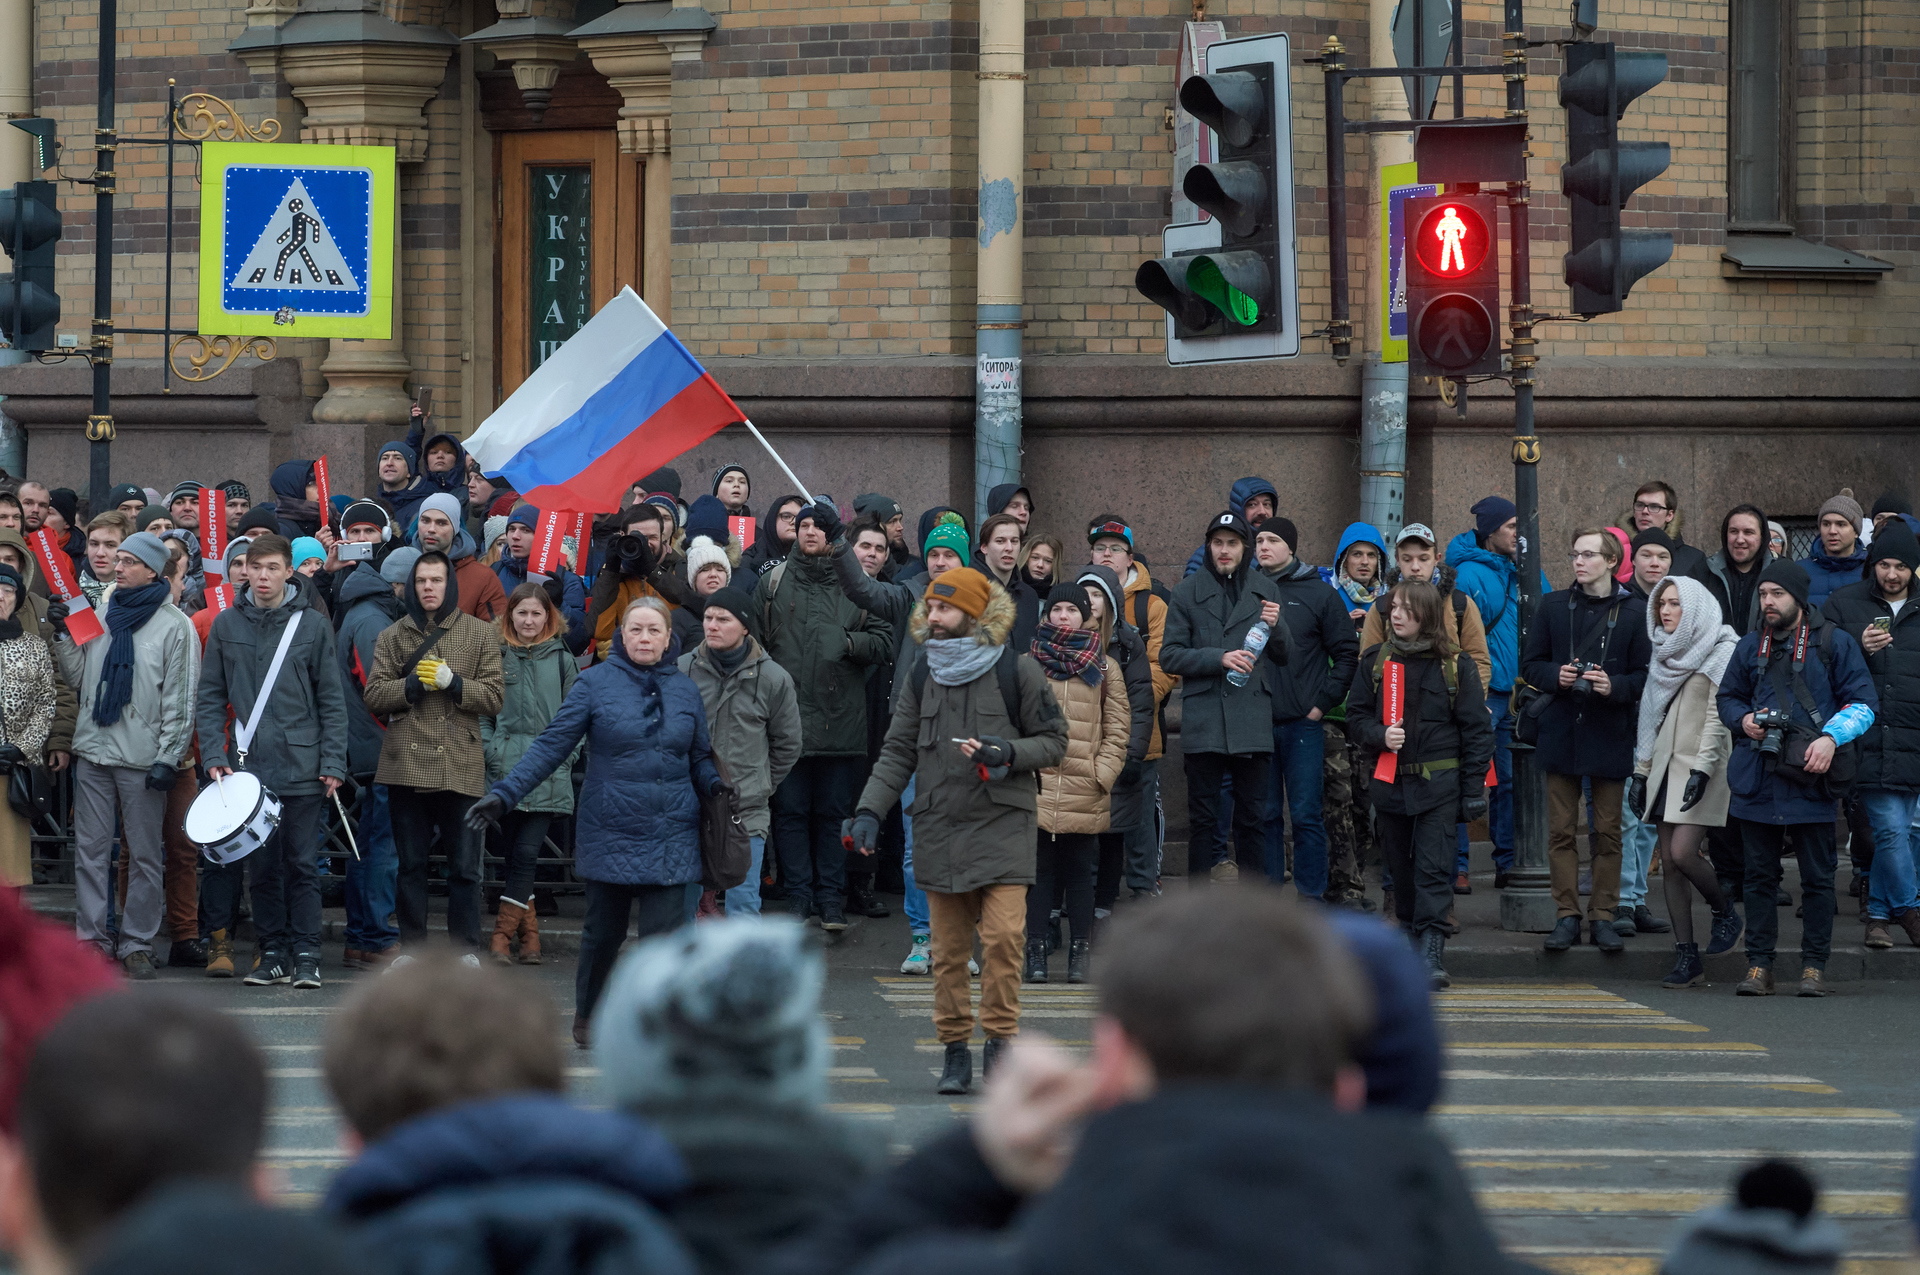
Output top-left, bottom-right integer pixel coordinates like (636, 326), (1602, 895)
(1627, 575), (1742, 988)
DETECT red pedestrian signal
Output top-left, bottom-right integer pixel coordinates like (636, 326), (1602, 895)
(1404, 193), (1501, 379)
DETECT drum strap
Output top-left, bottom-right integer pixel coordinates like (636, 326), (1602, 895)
(235, 611), (305, 766)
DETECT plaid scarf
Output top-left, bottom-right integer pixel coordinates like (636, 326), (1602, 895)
(1029, 623), (1102, 685)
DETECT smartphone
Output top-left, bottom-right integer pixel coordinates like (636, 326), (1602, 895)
(415, 385), (433, 418)
(338, 541), (374, 562)
(1871, 616), (1892, 633)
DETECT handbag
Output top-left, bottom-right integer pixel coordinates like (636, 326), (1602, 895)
(698, 754), (752, 891)
(0, 719), (52, 823)
(1763, 633), (1858, 795)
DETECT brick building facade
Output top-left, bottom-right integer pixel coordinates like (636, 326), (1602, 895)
(5, 0), (1914, 569)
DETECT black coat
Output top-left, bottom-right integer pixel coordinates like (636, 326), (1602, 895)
(760, 1085), (1528, 1275)
(1263, 559), (1360, 723)
(1349, 644), (1494, 817)
(1823, 579), (1920, 790)
(1520, 588), (1651, 779)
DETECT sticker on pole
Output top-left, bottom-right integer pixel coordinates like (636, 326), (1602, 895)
(198, 141), (396, 339)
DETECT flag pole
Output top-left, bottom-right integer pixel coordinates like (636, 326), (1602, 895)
(740, 418), (822, 505)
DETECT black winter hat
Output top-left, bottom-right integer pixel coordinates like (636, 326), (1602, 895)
(638, 467), (682, 499)
(1629, 526), (1675, 557)
(236, 504), (281, 537)
(1205, 510), (1251, 545)
(1757, 558), (1811, 610)
(1256, 516), (1299, 553)
(1044, 581), (1090, 622)
(1872, 490), (1913, 518)
(705, 585), (755, 634)
(106, 482), (146, 509)
(1868, 518), (1920, 573)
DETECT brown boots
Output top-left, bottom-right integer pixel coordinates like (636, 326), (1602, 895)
(491, 900), (543, 965)
(206, 929), (235, 978)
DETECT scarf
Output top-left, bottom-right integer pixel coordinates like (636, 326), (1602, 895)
(1634, 576), (1739, 768)
(1338, 568), (1386, 608)
(1029, 623), (1102, 685)
(924, 635), (1005, 687)
(93, 580), (170, 727)
(711, 640), (751, 675)
(0, 613), (20, 642)
(1385, 636), (1434, 658)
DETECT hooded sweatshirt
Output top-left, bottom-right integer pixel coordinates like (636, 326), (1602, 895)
(1184, 476), (1279, 578)
(413, 520), (506, 623)
(413, 431), (473, 514)
(335, 562), (407, 779)
(741, 494), (805, 579)
(269, 460), (323, 540)
(1319, 522), (1390, 623)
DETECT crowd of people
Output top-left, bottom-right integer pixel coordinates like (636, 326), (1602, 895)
(0, 431), (1914, 1056)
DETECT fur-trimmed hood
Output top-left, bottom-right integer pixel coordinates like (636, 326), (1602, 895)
(908, 577), (1015, 646)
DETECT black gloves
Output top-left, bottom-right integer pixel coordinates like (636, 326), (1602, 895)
(45, 597), (68, 635)
(707, 777), (735, 799)
(804, 500), (843, 543)
(590, 563), (625, 605)
(0, 744), (22, 773)
(404, 673), (425, 704)
(1626, 773), (1648, 821)
(465, 792), (508, 832)
(1679, 769), (1709, 813)
(1118, 758), (1144, 787)
(144, 762), (176, 792)
(1460, 794), (1489, 823)
(972, 735), (1013, 768)
(541, 574), (566, 610)
(841, 810), (881, 856)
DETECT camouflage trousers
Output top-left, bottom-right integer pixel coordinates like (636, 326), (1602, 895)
(1324, 719), (1376, 907)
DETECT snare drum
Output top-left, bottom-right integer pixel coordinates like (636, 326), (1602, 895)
(185, 772), (283, 865)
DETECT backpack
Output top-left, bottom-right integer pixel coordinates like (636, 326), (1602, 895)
(1370, 642), (1459, 708)
(908, 645), (1022, 726)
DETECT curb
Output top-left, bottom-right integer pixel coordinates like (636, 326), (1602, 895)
(1442, 940), (1920, 983)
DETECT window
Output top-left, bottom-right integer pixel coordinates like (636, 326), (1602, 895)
(1728, 0), (1794, 231)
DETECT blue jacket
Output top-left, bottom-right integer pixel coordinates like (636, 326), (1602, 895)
(494, 552), (589, 654)
(1798, 546), (1868, 610)
(1184, 475), (1279, 578)
(492, 636), (720, 886)
(1716, 614), (1878, 825)
(1319, 522), (1390, 616)
(1445, 531), (1550, 694)
(325, 1093), (695, 1275)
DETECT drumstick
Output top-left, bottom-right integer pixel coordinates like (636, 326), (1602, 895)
(332, 789), (361, 861)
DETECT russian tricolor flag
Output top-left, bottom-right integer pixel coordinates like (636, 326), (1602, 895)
(465, 287), (743, 512)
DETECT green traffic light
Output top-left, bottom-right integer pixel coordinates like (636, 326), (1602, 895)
(1188, 256), (1260, 326)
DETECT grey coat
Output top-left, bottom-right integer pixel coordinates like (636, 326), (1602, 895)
(678, 637), (804, 838)
(194, 571), (350, 798)
(1159, 562), (1289, 756)
(55, 594), (198, 771)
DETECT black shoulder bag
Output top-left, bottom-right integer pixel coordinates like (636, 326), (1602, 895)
(1763, 626), (1858, 796)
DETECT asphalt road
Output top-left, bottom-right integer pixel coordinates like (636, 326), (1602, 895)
(132, 899), (1920, 1275)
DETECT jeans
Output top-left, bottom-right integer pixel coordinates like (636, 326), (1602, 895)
(1122, 760), (1162, 891)
(1266, 719), (1328, 897)
(1618, 790), (1658, 910)
(1857, 788), (1920, 920)
(498, 811), (552, 903)
(73, 760), (166, 960)
(1741, 820), (1837, 969)
(246, 792), (325, 956)
(1184, 751), (1270, 882)
(725, 835), (767, 915)
(577, 881), (685, 1019)
(390, 785), (482, 947)
(772, 755), (862, 916)
(901, 775), (929, 935)
(343, 782), (399, 951)
(1456, 691), (1515, 875)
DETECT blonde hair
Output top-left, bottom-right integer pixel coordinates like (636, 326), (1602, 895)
(621, 595), (672, 628)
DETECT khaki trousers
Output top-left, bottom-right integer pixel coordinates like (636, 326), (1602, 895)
(1549, 773), (1623, 921)
(926, 884), (1027, 1044)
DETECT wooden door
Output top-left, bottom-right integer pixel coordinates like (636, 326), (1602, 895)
(496, 130), (641, 398)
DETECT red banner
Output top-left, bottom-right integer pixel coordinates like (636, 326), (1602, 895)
(199, 488), (227, 579)
(313, 456), (331, 515)
(207, 582), (235, 615)
(31, 529), (104, 644)
(530, 509), (569, 578)
(729, 514), (755, 548)
(1373, 659), (1405, 784)
(1485, 758), (1497, 787)
(571, 512), (587, 566)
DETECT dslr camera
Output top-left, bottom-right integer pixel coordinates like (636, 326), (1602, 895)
(1753, 708), (1795, 760)
(1568, 661), (1598, 698)
(609, 533), (653, 577)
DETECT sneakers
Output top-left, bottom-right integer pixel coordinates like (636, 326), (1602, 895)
(122, 951), (157, 981)
(982, 1036), (1007, 1081)
(206, 929), (235, 979)
(937, 1041), (972, 1095)
(1543, 916), (1582, 951)
(846, 883), (891, 918)
(819, 904), (849, 933)
(1661, 943), (1705, 989)
(1865, 919), (1893, 950)
(1209, 860), (1239, 884)
(244, 952), (292, 985)
(1023, 940), (1048, 984)
(1634, 904), (1672, 935)
(459, 953), (482, 969)
(1735, 966), (1775, 996)
(1420, 929), (1450, 990)
(168, 937), (208, 968)
(292, 953), (322, 989)
(385, 954), (418, 974)
(1704, 907), (1744, 956)
(1796, 967), (1832, 997)
(967, 956), (980, 977)
(1453, 872), (1472, 895)
(1590, 919), (1624, 953)
(900, 933), (932, 975)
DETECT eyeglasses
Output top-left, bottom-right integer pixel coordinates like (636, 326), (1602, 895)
(1633, 501), (1670, 514)
(1568, 550), (1608, 562)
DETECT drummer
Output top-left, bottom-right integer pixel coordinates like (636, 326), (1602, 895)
(194, 533), (350, 991)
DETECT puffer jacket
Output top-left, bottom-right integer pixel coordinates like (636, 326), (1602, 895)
(1349, 643), (1494, 818)
(0, 527), (78, 756)
(753, 546), (894, 758)
(678, 637), (804, 839)
(405, 429), (472, 515)
(53, 593), (198, 771)
(491, 638), (720, 887)
(483, 635), (580, 814)
(364, 572), (506, 797)
(1036, 657), (1129, 835)
(1359, 562), (1494, 691)
(1446, 531), (1551, 694)
(336, 563), (406, 779)
(1799, 545), (1868, 611)
(1160, 556), (1288, 757)
(1118, 561), (1174, 759)
(194, 571), (349, 798)
(1822, 572), (1920, 791)
(856, 583), (1068, 894)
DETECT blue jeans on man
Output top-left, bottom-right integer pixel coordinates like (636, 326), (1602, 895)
(725, 835), (768, 915)
(901, 775), (929, 935)
(1617, 791), (1658, 913)
(1858, 788), (1920, 921)
(1457, 690), (1515, 876)
(343, 782), (399, 953)
(1265, 719), (1328, 897)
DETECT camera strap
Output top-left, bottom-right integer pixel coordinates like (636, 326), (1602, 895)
(1762, 620), (1829, 730)
(1566, 593), (1621, 666)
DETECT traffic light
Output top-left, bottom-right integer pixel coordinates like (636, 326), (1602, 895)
(0, 181), (60, 353)
(1404, 192), (1501, 378)
(1559, 42), (1672, 316)
(1137, 32), (1298, 364)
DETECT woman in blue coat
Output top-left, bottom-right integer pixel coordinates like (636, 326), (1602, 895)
(469, 595), (724, 1046)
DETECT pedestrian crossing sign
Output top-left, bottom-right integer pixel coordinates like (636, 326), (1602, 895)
(197, 141), (396, 339)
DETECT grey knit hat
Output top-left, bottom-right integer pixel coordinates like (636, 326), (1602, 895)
(380, 546), (422, 585)
(120, 531), (170, 576)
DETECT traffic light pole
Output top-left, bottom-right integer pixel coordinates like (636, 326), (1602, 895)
(85, 0), (115, 515)
(1498, 3), (1556, 933)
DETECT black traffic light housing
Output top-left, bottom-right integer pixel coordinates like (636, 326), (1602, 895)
(1404, 192), (1501, 379)
(0, 180), (61, 353)
(1559, 42), (1672, 316)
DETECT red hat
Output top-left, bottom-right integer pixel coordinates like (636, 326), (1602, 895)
(0, 889), (117, 1132)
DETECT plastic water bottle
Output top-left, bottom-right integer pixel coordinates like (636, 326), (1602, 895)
(1226, 620), (1271, 688)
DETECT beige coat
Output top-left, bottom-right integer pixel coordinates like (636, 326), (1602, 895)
(1635, 671), (1732, 826)
(1037, 657), (1130, 835)
(364, 608), (506, 796)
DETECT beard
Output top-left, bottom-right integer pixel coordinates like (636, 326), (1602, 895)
(1766, 600), (1801, 632)
(927, 618), (972, 641)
